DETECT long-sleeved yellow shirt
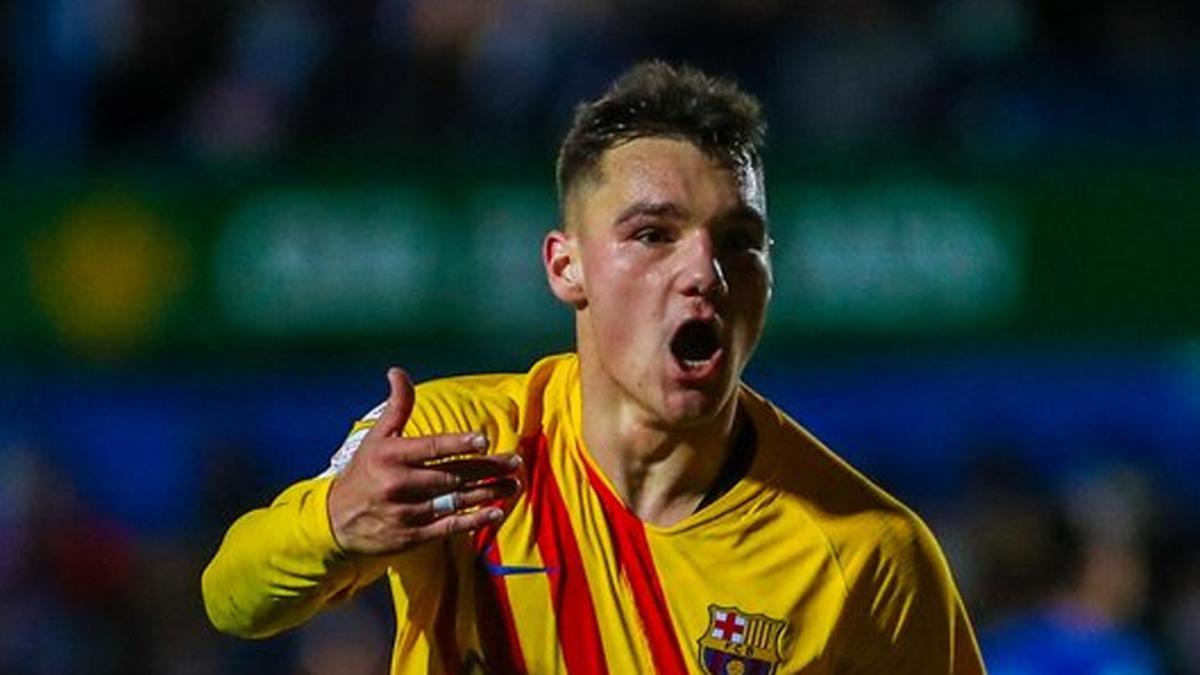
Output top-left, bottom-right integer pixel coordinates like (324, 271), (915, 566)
(202, 353), (986, 674)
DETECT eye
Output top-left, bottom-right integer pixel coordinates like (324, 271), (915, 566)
(720, 228), (766, 253)
(634, 226), (673, 245)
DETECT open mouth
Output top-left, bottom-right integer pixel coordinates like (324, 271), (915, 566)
(670, 319), (722, 371)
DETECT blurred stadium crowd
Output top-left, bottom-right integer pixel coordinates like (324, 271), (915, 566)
(6, 0), (1197, 162)
(3, 0), (1200, 674)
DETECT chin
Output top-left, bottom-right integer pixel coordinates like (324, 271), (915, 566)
(659, 386), (734, 428)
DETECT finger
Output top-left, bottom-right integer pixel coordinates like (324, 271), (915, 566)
(428, 453), (523, 483)
(413, 506), (506, 542)
(366, 367), (415, 440)
(459, 476), (523, 511)
(381, 454), (522, 502)
(396, 431), (490, 465)
(385, 466), (465, 501)
(411, 477), (523, 519)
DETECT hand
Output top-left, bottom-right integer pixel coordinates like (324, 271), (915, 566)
(326, 367), (524, 557)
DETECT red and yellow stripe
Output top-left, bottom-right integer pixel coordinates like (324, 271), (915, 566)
(472, 433), (695, 674)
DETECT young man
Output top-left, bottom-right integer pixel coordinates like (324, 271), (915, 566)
(203, 62), (986, 674)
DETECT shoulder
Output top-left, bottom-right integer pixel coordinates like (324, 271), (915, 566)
(405, 372), (524, 436)
(323, 353), (576, 475)
(742, 391), (980, 669)
(740, 387), (949, 590)
(406, 352), (575, 435)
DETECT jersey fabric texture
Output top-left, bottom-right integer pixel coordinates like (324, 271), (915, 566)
(202, 353), (986, 674)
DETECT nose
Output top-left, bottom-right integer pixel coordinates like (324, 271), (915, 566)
(679, 230), (728, 299)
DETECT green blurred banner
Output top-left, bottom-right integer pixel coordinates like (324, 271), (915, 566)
(2, 159), (1197, 356)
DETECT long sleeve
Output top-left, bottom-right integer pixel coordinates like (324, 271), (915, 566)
(201, 475), (387, 638)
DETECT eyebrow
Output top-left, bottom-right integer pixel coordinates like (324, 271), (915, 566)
(716, 203), (767, 230)
(612, 200), (766, 231)
(614, 200), (689, 226)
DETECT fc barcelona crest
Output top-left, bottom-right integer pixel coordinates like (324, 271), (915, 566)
(697, 605), (787, 675)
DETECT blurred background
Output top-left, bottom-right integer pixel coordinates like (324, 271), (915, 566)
(1, 0), (1198, 673)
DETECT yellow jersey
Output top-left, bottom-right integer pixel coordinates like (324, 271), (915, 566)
(202, 353), (985, 674)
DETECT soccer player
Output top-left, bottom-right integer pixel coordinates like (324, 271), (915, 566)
(202, 62), (986, 674)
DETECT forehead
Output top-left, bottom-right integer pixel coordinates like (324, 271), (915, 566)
(571, 137), (765, 225)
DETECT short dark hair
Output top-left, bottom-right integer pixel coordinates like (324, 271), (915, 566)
(555, 61), (766, 216)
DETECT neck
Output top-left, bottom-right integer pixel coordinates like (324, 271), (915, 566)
(576, 351), (740, 527)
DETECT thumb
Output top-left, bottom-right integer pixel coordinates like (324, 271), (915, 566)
(369, 367), (415, 438)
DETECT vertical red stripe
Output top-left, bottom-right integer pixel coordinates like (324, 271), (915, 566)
(583, 462), (691, 675)
(527, 433), (610, 675)
(473, 540), (528, 675)
(434, 547), (460, 671)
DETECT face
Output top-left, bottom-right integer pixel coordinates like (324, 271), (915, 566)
(548, 137), (772, 428)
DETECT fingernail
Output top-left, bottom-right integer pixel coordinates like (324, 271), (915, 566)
(507, 454), (523, 468)
(488, 508), (504, 522)
(471, 434), (488, 450)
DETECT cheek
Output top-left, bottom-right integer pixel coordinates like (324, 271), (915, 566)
(587, 245), (663, 309)
(727, 261), (771, 349)
(586, 255), (668, 354)
(728, 256), (772, 307)
(585, 254), (635, 323)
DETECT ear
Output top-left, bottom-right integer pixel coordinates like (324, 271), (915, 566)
(543, 229), (586, 308)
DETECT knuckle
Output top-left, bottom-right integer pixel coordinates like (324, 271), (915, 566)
(382, 474), (415, 501)
(451, 491), (476, 511)
(363, 438), (393, 465)
(375, 502), (404, 525)
(424, 436), (440, 461)
(391, 533), (416, 552)
(394, 503), (426, 525)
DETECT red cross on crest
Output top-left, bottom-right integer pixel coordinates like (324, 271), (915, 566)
(698, 605), (787, 675)
(711, 609), (747, 643)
